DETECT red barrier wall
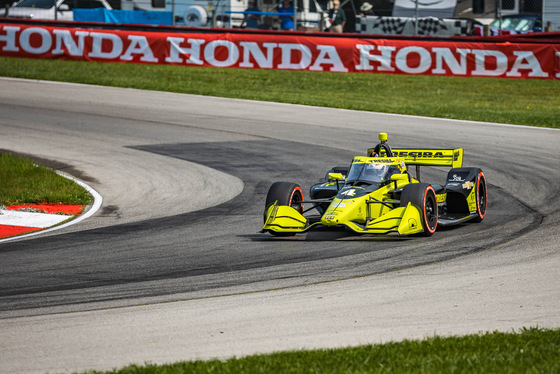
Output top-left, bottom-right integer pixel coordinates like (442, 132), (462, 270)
(1, 23), (559, 79)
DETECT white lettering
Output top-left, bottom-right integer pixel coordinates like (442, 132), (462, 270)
(472, 50), (508, 76)
(2, 25), (555, 81)
(396, 46), (431, 74)
(278, 43), (311, 70)
(20, 27), (51, 54)
(166, 37), (204, 65)
(506, 51), (548, 77)
(0, 26), (20, 52)
(204, 40), (239, 67)
(89, 32), (123, 59)
(309, 45), (348, 72)
(355, 44), (395, 71)
(120, 35), (158, 62)
(433, 48), (470, 75)
(239, 42), (276, 68)
(52, 30), (88, 56)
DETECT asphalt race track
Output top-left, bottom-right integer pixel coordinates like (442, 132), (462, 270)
(0, 78), (559, 373)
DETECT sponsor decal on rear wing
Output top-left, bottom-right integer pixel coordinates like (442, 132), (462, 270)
(370, 148), (463, 168)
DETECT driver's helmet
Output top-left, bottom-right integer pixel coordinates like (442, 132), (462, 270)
(363, 163), (389, 182)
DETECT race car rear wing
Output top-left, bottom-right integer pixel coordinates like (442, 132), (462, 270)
(370, 148), (464, 169)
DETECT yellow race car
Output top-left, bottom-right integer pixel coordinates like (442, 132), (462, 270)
(262, 133), (487, 237)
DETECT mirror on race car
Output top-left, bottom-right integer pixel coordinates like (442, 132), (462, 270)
(390, 173), (408, 181)
(328, 172), (344, 180)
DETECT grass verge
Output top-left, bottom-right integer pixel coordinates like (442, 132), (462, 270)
(85, 327), (560, 373)
(0, 152), (92, 206)
(1, 57), (559, 128)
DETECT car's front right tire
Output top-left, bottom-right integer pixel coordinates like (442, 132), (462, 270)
(400, 183), (438, 236)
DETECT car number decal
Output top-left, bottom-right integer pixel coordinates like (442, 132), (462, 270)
(341, 189), (356, 196)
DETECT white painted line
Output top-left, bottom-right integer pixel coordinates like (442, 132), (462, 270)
(53, 171), (103, 228)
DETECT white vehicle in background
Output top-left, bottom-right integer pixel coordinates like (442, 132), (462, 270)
(3, 0), (112, 20)
(121, 0), (164, 11)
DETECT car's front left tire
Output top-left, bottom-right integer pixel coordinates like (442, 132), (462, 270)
(264, 182), (304, 236)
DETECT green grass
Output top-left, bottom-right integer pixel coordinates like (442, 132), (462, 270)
(0, 153), (92, 206)
(1, 57), (559, 128)
(83, 328), (560, 374)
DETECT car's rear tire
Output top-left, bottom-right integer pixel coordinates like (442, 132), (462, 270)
(472, 170), (487, 223)
(400, 183), (438, 236)
(264, 182), (304, 236)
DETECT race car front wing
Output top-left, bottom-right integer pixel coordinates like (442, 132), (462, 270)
(262, 201), (425, 236)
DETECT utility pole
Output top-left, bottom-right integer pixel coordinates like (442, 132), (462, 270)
(414, 0), (418, 35)
(294, 0), (298, 30)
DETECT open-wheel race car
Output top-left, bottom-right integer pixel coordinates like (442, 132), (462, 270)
(262, 133), (487, 237)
